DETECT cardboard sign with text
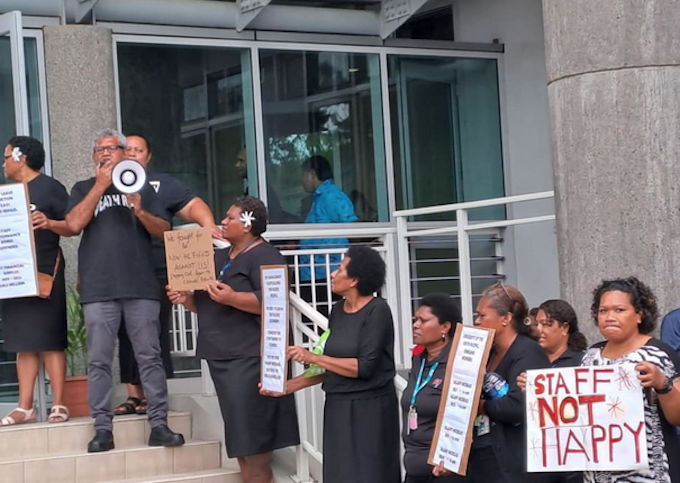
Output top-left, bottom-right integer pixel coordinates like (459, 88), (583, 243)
(260, 265), (289, 394)
(526, 364), (648, 472)
(164, 227), (215, 291)
(428, 325), (495, 475)
(0, 183), (39, 299)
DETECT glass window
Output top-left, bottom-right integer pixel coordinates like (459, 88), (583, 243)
(389, 55), (505, 220)
(117, 43), (256, 219)
(259, 50), (388, 224)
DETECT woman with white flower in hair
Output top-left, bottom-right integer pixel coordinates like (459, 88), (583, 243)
(167, 196), (299, 483)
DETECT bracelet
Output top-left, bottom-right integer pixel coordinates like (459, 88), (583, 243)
(655, 377), (673, 395)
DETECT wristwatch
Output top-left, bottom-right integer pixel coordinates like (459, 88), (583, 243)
(655, 377), (674, 395)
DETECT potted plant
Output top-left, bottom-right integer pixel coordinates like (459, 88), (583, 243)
(63, 286), (89, 417)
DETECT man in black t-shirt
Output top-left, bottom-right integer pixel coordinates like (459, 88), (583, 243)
(114, 134), (217, 416)
(65, 129), (184, 453)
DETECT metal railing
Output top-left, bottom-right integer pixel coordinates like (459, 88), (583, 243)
(394, 191), (556, 335)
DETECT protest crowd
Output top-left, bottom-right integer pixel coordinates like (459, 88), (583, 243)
(2, 131), (680, 483)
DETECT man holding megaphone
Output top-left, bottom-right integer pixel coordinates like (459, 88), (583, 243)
(65, 129), (185, 453)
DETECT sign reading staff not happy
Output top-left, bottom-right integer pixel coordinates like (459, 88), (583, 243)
(525, 365), (647, 473)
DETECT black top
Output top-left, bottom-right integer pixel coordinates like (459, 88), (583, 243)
(66, 179), (165, 303)
(401, 339), (453, 476)
(322, 297), (396, 395)
(473, 334), (550, 482)
(195, 242), (286, 360)
(551, 348), (584, 368)
(147, 172), (196, 279)
(27, 174), (69, 274)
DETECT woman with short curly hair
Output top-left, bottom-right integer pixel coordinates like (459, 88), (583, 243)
(265, 245), (401, 483)
(582, 277), (680, 483)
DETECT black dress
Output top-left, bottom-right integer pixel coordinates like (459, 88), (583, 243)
(194, 242), (300, 458)
(322, 297), (401, 483)
(1, 174), (68, 353)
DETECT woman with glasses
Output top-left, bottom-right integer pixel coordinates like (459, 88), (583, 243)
(1, 136), (75, 426)
(516, 299), (587, 483)
(435, 283), (549, 482)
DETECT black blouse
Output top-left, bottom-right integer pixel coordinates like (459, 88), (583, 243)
(27, 174), (68, 274)
(322, 297), (396, 395)
(195, 241), (286, 360)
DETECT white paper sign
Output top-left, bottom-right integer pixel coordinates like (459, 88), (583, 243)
(0, 183), (39, 299)
(429, 325), (493, 475)
(526, 364), (648, 473)
(260, 266), (289, 394)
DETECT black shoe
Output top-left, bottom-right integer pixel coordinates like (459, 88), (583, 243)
(87, 429), (114, 453)
(148, 424), (185, 447)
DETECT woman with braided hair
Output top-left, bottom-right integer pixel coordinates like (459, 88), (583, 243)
(581, 277), (680, 483)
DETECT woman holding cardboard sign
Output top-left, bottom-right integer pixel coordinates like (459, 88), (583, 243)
(167, 196), (299, 483)
(581, 277), (680, 483)
(1, 136), (76, 426)
(262, 246), (401, 483)
(402, 293), (464, 483)
(434, 283), (550, 482)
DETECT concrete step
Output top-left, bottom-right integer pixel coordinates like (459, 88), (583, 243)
(0, 440), (221, 483)
(108, 469), (242, 483)
(0, 412), (191, 461)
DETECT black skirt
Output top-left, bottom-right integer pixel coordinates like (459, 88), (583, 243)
(323, 384), (402, 483)
(207, 357), (300, 458)
(1, 260), (67, 353)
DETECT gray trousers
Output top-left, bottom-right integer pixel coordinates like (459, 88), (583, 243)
(83, 299), (168, 432)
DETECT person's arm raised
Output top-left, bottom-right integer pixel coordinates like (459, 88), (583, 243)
(65, 162), (113, 235)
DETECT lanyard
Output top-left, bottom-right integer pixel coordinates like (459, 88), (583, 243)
(218, 237), (260, 280)
(410, 358), (439, 406)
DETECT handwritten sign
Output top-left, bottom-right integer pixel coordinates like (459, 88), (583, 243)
(0, 183), (38, 299)
(526, 364), (647, 472)
(428, 325), (494, 475)
(260, 265), (289, 394)
(164, 227), (215, 291)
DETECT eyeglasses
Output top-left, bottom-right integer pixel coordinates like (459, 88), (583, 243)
(537, 318), (556, 328)
(494, 282), (511, 300)
(94, 145), (123, 154)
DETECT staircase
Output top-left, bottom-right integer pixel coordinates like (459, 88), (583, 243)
(0, 412), (241, 483)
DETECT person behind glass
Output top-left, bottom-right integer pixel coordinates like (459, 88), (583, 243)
(299, 155), (358, 316)
(113, 134), (218, 417)
(435, 283), (550, 482)
(581, 277), (680, 483)
(167, 196), (299, 483)
(516, 299), (588, 483)
(0, 136), (76, 426)
(402, 293), (464, 483)
(65, 129), (184, 452)
(262, 246), (401, 483)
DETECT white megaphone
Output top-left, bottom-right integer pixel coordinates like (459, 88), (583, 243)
(112, 159), (147, 194)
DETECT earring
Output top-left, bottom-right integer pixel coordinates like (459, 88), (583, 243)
(502, 322), (508, 327)
(441, 333), (446, 341)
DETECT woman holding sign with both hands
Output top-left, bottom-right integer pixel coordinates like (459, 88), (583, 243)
(580, 277), (680, 483)
(261, 246), (401, 483)
(167, 196), (299, 483)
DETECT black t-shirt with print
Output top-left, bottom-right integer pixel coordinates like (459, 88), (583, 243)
(27, 174), (69, 274)
(66, 178), (165, 303)
(147, 172), (196, 279)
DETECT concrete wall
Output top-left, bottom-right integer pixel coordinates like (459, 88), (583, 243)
(452, 0), (560, 309)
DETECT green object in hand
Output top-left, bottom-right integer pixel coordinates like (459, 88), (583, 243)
(305, 330), (330, 378)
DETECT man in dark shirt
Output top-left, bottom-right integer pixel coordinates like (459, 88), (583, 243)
(114, 134), (217, 416)
(65, 129), (184, 452)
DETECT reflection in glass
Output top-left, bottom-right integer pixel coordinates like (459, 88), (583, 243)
(117, 44), (256, 219)
(389, 55), (505, 220)
(260, 50), (387, 224)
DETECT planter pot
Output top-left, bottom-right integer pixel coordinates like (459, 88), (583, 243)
(63, 375), (89, 417)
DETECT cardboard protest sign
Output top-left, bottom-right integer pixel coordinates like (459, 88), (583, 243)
(0, 183), (39, 299)
(164, 227), (215, 291)
(260, 265), (289, 394)
(428, 325), (495, 475)
(526, 364), (648, 472)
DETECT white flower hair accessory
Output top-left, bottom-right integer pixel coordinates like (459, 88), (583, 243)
(11, 147), (22, 162)
(240, 211), (255, 228)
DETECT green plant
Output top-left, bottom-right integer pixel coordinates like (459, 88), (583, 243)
(65, 286), (88, 376)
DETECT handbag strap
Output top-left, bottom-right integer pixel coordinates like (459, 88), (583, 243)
(52, 249), (61, 279)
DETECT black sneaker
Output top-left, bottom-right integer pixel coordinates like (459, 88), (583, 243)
(148, 424), (185, 447)
(87, 429), (115, 453)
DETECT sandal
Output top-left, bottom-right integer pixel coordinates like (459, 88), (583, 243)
(135, 398), (148, 415)
(0, 407), (36, 427)
(48, 405), (69, 423)
(114, 397), (141, 416)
